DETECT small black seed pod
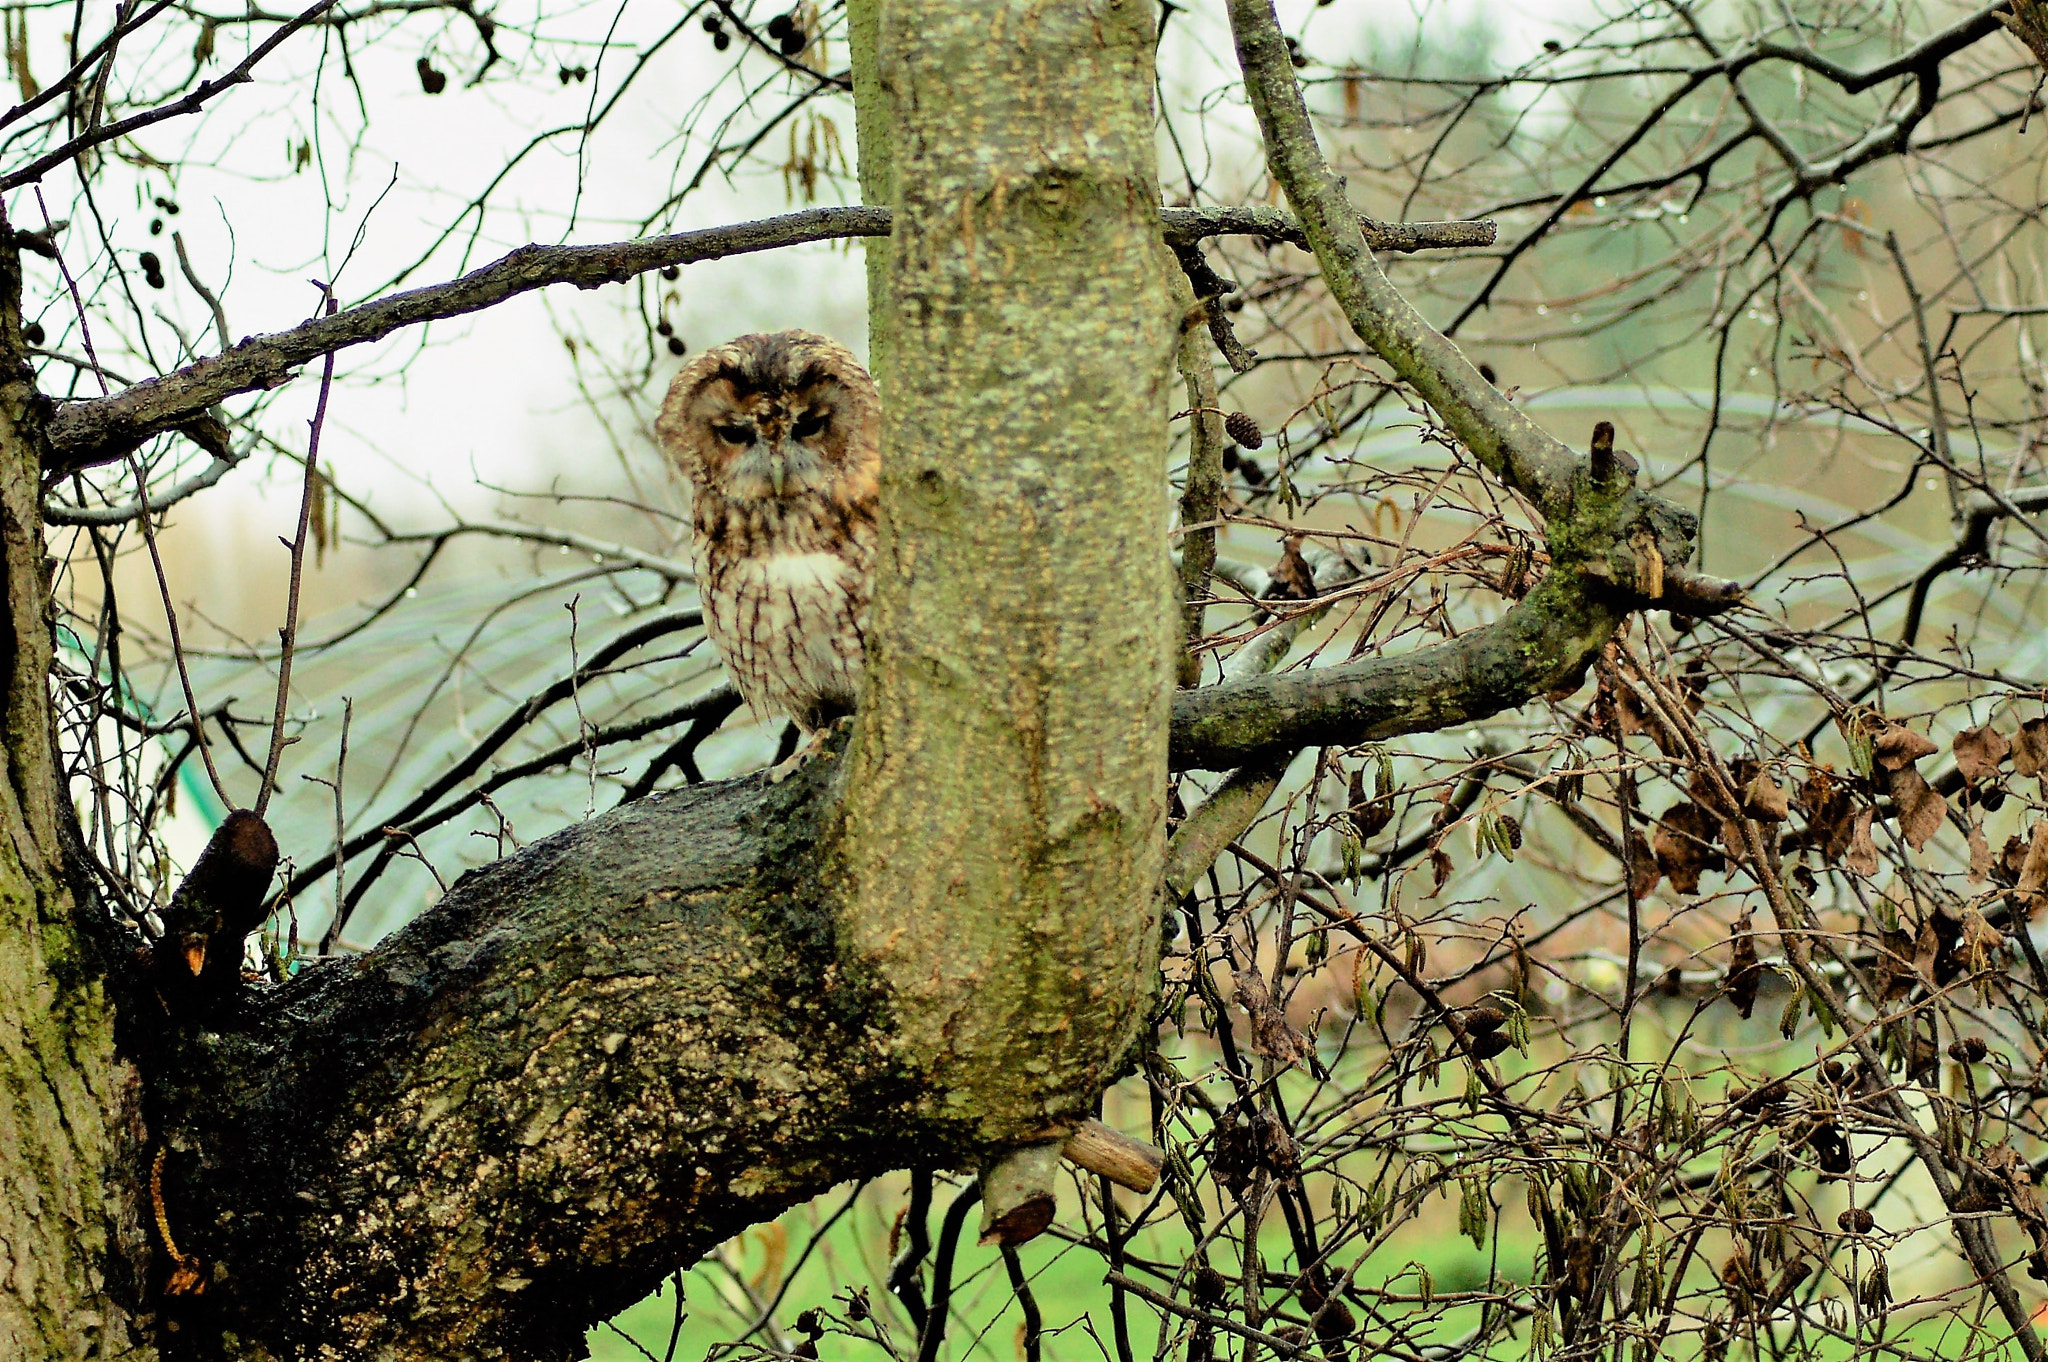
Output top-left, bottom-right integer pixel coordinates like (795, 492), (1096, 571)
(712, 29), (731, 49)
(660, 265), (680, 280)
(778, 29), (805, 55)
(667, 336), (687, 356)
(416, 56), (447, 94)
(138, 251), (161, 273)
(701, 15), (721, 32)
(766, 13), (793, 37)
(1838, 1207), (1874, 1234)
(149, 218), (163, 235)
(655, 319), (673, 337)
(1224, 411), (1262, 448)
(22, 321), (44, 345)
(1949, 1036), (1989, 1064)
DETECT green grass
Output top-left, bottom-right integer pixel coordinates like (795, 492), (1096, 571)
(587, 1173), (1534, 1362)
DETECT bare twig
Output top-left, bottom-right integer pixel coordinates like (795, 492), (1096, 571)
(43, 206), (1496, 472)
(255, 291), (338, 819)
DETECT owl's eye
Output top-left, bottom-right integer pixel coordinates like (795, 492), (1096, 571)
(712, 422), (755, 446)
(791, 411), (829, 441)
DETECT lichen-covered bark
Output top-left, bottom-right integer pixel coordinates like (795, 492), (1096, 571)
(150, 759), (960, 1362)
(831, 0), (1179, 1145)
(846, 0), (892, 390)
(0, 234), (154, 1359)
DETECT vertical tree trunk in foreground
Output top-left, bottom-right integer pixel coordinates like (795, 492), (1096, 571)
(834, 0), (1179, 1147)
(0, 236), (151, 1358)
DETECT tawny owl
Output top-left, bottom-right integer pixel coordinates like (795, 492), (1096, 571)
(655, 330), (880, 735)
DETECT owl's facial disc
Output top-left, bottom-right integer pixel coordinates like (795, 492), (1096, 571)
(709, 397), (840, 502)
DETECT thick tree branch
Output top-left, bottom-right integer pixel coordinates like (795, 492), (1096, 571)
(41, 206), (1493, 474)
(1168, 573), (1622, 772)
(148, 765), (968, 1361)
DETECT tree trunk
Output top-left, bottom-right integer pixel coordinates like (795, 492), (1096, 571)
(834, 0), (1179, 1146)
(0, 234), (154, 1359)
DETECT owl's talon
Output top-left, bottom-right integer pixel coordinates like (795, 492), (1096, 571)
(767, 731), (832, 783)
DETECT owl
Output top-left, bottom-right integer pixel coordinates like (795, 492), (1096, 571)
(655, 330), (880, 736)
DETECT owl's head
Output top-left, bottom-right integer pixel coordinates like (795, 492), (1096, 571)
(656, 330), (879, 508)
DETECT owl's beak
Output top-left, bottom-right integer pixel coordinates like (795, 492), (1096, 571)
(766, 447), (790, 498)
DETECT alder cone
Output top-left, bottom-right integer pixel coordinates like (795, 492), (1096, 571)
(1460, 1005), (1508, 1036)
(1467, 1031), (1513, 1060)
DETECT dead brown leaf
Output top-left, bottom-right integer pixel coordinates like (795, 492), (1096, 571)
(2015, 717), (2048, 778)
(1628, 831), (1660, 899)
(1954, 725), (2012, 782)
(1958, 908), (2007, 975)
(1654, 803), (1723, 895)
(2018, 824), (2048, 917)
(1741, 769), (1789, 822)
(1884, 767), (1948, 851)
(1844, 806), (1879, 876)
(1234, 965), (1311, 1064)
(1969, 828), (1993, 883)
(1428, 847), (1453, 896)
(1873, 725), (1938, 772)
(1727, 911), (1760, 1019)
(1268, 534), (1317, 601)
(1796, 768), (1856, 863)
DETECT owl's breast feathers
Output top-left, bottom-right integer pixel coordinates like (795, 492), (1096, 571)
(693, 488), (876, 732)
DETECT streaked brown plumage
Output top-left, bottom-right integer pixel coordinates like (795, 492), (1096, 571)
(655, 330), (879, 732)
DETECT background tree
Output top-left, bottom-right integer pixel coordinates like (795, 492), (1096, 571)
(6, 1), (2048, 1361)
